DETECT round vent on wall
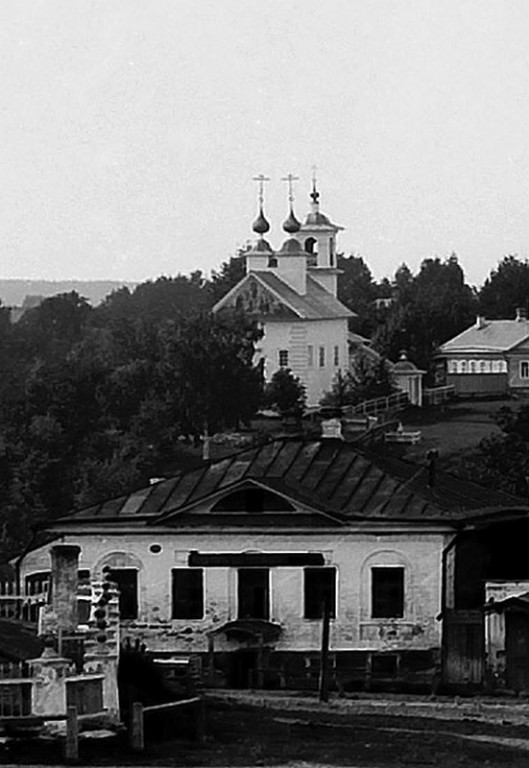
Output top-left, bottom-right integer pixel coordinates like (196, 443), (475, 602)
(149, 544), (162, 555)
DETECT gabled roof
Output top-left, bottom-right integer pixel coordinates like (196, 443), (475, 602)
(439, 319), (529, 354)
(51, 438), (525, 530)
(213, 271), (354, 321)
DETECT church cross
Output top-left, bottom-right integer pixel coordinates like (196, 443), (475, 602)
(281, 173), (299, 203)
(253, 174), (270, 206)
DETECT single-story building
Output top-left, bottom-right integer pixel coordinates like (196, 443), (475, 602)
(17, 437), (527, 692)
(437, 309), (529, 397)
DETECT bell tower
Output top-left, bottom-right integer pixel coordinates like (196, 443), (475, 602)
(299, 170), (343, 296)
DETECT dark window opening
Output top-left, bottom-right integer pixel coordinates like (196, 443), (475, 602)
(238, 568), (269, 620)
(304, 567), (336, 619)
(304, 237), (317, 254)
(212, 488), (295, 513)
(107, 568), (138, 620)
(372, 567), (404, 618)
(172, 569), (204, 619)
(279, 349), (289, 367)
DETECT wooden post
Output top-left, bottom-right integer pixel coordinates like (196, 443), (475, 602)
(257, 635), (264, 689)
(319, 597), (331, 702)
(130, 701), (144, 752)
(195, 697), (206, 745)
(64, 705), (79, 763)
(207, 634), (215, 685)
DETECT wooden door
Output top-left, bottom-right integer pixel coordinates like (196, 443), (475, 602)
(442, 610), (484, 685)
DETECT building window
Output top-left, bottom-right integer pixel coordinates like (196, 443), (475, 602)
(304, 567), (336, 619)
(371, 567), (404, 619)
(238, 568), (269, 620)
(480, 361), (486, 373)
(279, 349), (289, 368)
(460, 361), (467, 373)
(107, 568), (138, 620)
(470, 361), (476, 373)
(307, 345), (314, 367)
(333, 345), (339, 366)
(521, 361), (529, 379)
(319, 346), (325, 367)
(329, 238), (335, 267)
(172, 568), (204, 619)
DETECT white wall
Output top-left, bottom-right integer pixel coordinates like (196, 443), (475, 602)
(259, 318), (349, 406)
(22, 530), (448, 656)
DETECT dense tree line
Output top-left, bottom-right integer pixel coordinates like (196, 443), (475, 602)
(0, 276), (262, 562)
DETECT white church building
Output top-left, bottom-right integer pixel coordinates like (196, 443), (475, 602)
(213, 179), (355, 406)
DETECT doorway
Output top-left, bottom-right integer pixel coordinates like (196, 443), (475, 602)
(506, 612), (529, 692)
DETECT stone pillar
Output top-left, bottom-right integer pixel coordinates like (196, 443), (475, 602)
(84, 579), (121, 720)
(50, 545), (80, 632)
(29, 641), (74, 717)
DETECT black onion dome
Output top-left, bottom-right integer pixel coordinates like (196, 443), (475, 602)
(278, 237), (303, 255)
(282, 207), (301, 234)
(248, 238), (273, 254)
(252, 206), (270, 235)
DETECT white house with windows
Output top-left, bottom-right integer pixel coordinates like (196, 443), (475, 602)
(213, 184), (354, 406)
(437, 310), (529, 396)
(17, 437), (522, 691)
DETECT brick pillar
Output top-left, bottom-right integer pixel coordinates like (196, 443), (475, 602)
(50, 545), (80, 632)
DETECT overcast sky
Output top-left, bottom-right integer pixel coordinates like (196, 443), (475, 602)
(1, 0), (528, 287)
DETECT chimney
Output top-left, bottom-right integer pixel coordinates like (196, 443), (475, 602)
(475, 315), (486, 330)
(516, 307), (527, 322)
(50, 544), (80, 632)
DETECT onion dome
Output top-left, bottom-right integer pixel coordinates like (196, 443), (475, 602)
(278, 237), (303, 255)
(248, 237), (273, 254)
(304, 210), (332, 226)
(282, 207), (301, 234)
(252, 206), (270, 235)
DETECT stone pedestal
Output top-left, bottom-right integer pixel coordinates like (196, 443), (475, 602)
(29, 646), (74, 717)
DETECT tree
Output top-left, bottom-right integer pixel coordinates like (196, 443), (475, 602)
(337, 254), (379, 336)
(321, 352), (395, 409)
(208, 252), (247, 306)
(372, 255), (476, 377)
(263, 369), (306, 417)
(478, 255), (529, 319)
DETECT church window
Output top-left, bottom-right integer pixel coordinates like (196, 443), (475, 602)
(279, 349), (289, 368)
(172, 569), (204, 619)
(307, 345), (314, 367)
(329, 238), (335, 267)
(521, 361), (529, 379)
(304, 237), (316, 254)
(460, 361), (467, 373)
(371, 566), (404, 619)
(333, 345), (339, 366)
(319, 346), (325, 367)
(304, 567), (336, 619)
(470, 361), (476, 373)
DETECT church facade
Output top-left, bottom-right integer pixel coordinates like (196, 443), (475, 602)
(213, 182), (354, 406)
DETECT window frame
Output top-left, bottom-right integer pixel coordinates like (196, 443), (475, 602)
(171, 567), (204, 620)
(371, 566), (405, 619)
(520, 361), (529, 380)
(303, 566), (337, 620)
(318, 346), (325, 368)
(333, 345), (339, 367)
(279, 349), (289, 368)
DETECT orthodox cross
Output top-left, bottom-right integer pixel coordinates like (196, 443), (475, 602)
(281, 173), (299, 204)
(311, 164), (320, 203)
(253, 174), (270, 206)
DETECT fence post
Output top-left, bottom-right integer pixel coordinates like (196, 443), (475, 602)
(130, 701), (144, 752)
(64, 705), (79, 763)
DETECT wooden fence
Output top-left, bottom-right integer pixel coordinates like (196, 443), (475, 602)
(0, 578), (49, 622)
(129, 697), (206, 752)
(345, 391), (410, 418)
(0, 662), (32, 717)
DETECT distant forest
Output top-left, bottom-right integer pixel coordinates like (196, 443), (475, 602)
(0, 280), (136, 307)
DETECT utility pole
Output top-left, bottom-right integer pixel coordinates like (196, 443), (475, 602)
(319, 597), (331, 702)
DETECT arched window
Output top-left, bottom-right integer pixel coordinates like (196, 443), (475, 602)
(304, 237), (317, 254)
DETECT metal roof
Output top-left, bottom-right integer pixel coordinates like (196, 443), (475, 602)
(54, 438), (525, 529)
(439, 319), (529, 354)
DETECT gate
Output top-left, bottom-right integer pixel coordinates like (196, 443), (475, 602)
(442, 610), (484, 687)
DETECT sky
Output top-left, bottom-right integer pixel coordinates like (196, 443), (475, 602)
(1, 0), (529, 288)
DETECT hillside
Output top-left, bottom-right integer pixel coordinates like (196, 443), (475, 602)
(0, 279), (136, 307)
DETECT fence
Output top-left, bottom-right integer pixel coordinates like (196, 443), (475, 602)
(0, 662), (32, 717)
(345, 391), (410, 418)
(0, 579), (49, 622)
(423, 385), (455, 406)
(130, 697), (206, 752)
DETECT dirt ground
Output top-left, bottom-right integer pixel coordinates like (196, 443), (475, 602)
(5, 692), (529, 767)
